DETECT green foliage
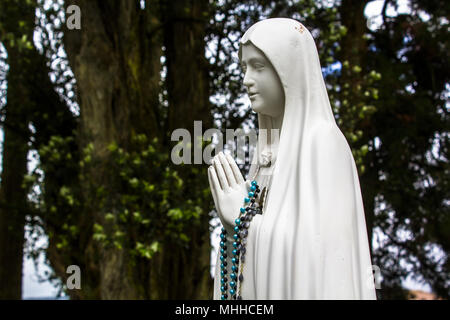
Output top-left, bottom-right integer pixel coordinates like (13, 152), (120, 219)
(27, 130), (213, 291)
(24, 135), (82, 256)
(135, 241), (160, 259)
(80, 133), (210, 262)
(0, 0), (36, 52)
(364, 1), (450, 298)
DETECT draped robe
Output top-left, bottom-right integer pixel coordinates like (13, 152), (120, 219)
(214, 18), (376, 300)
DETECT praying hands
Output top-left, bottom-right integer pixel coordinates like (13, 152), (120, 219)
(207, 152), (251, 235)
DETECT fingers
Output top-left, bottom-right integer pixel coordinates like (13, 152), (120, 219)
(208, 167), (220, 209)
(245, 179), (251, 192)
(226, 153), (245, 184)
(219, 152), (237, 187)
(213, 156), (229, 192)
(208, 165), (220, 193)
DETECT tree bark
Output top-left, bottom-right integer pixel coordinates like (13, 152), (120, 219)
(62, 0), (164, 299)
(0, 0), (36, 299)
(0, 66), (29, 298)
(157, 0), (213, 299)
(61, 0), (213, 299)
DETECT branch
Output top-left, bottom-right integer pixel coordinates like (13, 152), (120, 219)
(381, 0), (392, 26)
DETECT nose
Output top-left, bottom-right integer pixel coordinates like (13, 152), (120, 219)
(243, 70), (255, 89)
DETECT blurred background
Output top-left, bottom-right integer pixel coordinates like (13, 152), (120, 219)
(0, 0), (448, 300)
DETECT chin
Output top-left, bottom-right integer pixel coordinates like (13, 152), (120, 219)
(251, 103), (265, 114)
(251, 104), (273, 117)
(250, 106), (259, 113)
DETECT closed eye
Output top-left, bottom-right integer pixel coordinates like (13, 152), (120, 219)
(252, 62), (265, 71)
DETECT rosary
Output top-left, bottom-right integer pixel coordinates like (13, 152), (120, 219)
(219, 180), (262, 300)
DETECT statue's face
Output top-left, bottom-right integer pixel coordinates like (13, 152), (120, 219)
(240, 43), (285, 118)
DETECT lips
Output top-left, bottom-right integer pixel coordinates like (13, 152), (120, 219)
(249, 92), (258, 99)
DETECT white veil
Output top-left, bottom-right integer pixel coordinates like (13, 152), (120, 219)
(242, 18), (376, 299)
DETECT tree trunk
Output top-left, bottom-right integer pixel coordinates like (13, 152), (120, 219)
(62, 0), (164, 299)
(0, 71), (29, 298)
(61, 0), (213, 299)
(0, 0), (36, 299)
(156, 0), (213, 299)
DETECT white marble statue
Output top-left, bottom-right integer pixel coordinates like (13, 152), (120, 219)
(208, 18), (376, 300)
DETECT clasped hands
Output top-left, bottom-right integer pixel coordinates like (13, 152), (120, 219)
(208, 152), (251, 236)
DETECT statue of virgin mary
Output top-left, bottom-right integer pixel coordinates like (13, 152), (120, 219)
(209, 18), (376, 300)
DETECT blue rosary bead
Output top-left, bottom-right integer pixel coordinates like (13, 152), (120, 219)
(219, 180), (258, 300)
